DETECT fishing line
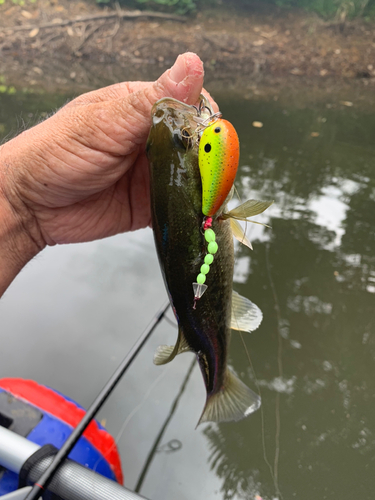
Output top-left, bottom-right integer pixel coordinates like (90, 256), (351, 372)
(115, 367), (170, 440)
(239, 333), (276, 489)
(233, 184), (242, 203)
(163, 314), (178, 328)
(92, 366), (170, 476)
(233, 184), (248, 236)
(134, 357), (196, 494)
(265, 242), (284, 500)
(24, 301), (170, 500)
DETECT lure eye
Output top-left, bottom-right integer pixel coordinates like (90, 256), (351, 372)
(214, 127), (221, 133)
(204, 143), (211, 153)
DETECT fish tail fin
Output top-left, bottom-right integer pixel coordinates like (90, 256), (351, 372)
(197, 369), (261, 426)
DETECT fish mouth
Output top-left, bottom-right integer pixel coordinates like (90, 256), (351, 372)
(150, 95), (221, 149)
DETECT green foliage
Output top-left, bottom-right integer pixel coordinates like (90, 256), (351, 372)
(94, 0), (375, 17)
(95, 0), (197, 14)
(137, 0), (197, 15)
(0, 0), (36, 5)
(0, 84), (17, 94)
(272, 0), (375, 18)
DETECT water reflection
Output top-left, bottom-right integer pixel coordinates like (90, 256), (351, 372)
(0, 92), (68, 141)
(1, 90), (375, 500)
(202, 98), (375, 500)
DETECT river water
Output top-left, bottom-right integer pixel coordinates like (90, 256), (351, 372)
(0, 86), (374, 500)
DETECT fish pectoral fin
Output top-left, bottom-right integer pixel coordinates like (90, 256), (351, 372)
(223, 199), (274, 219)
(230, 218), (253, 250)
(153, 328), (191, 365)
(230, 291), (263, 333)
(197, 369), (261, 425)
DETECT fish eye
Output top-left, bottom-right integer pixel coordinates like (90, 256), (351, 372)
(181, 128), (192, 148)
(204, 143), (211, 153)
(173, 133), (186, 150)
(214, 127), (221, 133)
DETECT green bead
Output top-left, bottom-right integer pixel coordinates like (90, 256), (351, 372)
(204, 228), (216, 243)
(200, 264), (210, 275)
(197, 273), (206, 284)
(208, 241), (218, 254)
(204, 254), (214, 265)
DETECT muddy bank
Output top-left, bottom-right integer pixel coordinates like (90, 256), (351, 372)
(1, 1), (375, 105)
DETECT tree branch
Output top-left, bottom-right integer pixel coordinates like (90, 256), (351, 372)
(0, 9), (186, 33)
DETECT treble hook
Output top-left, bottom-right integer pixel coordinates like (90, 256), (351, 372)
(192, 104), (200, 116)
(193, 99), (216, 118)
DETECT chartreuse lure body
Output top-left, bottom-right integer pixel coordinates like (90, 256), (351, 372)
(198, 119), (240, 217)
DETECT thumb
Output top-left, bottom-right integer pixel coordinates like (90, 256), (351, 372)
(153, 52), (205, 104)
(125, 51), (205, 134)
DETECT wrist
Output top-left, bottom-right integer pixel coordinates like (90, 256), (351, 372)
(0, 141), (46, 296)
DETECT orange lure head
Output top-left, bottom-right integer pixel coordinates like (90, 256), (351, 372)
(198, 119), (240, 217)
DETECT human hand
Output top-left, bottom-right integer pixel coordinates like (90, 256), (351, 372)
(0, 52), (217, 250)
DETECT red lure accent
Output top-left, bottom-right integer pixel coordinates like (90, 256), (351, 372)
(203, 217), (212, 230)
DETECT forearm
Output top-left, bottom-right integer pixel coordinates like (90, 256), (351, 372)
(0, 141), (45, 297)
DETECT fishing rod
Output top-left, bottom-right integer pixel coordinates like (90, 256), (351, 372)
(22, 301), (170, 500)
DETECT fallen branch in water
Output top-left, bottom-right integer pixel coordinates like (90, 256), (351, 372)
(0, 9), (186, 33)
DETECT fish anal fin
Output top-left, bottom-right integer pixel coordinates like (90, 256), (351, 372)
(197, 369), (261, 425)
(230, 218), (253, 250)
(153, 345), (175, 365)
(231, 290), (263, 333)
(153, 327), (191, 365)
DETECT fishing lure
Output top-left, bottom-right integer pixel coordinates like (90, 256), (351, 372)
(198, 119), (240, 217)
(193, 118), (240, 306)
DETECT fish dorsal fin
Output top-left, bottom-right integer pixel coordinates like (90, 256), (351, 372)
(224, 199), (273, 219)
(197, 368), (261, 425)
(230, 218), (253, 250)
(153, 327), (191, 365)
(230, 291), (263, 333)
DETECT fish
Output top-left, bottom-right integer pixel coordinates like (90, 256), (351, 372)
(146, 95), (272, 426)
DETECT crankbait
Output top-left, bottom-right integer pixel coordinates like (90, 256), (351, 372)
(193, 117), (240, 307)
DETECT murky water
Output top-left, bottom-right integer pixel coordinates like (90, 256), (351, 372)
(1, 88), (374, 500)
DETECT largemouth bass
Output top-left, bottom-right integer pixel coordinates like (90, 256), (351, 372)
(147, 96), (272, 425)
